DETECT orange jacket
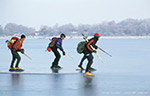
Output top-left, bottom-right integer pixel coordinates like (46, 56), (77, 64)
(13, 40), (23, 50)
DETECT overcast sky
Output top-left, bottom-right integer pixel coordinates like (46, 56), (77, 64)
(0, 0), (150, 29)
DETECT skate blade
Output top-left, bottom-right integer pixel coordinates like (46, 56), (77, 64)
(15, 70), (24, 72)
(84, 74), (94, 78)
(76, 68), (85, 71)
(51, 68), (63, 70)
(89, 69), (96, 71)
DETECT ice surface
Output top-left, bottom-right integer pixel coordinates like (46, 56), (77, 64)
(0, 37), (150, 75)
(1, 38), (150, 96)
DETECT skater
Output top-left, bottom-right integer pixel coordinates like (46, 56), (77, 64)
(50, 33), (66, 69)
(78, 33), (100, 76)
(9, 34), (26, 72)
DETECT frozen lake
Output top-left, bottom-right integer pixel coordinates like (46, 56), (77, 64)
(0, 37), (150, 96)
(0, 37), (150, 74)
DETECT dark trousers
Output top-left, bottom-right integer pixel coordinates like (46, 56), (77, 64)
(51, 47), (61, 67)
(10, 49), (21, 68)
(79, 50), (93, 72)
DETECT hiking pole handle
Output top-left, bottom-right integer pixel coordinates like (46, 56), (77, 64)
(82, 34), (87, 40)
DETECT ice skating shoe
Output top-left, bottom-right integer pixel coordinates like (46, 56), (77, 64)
(15, 67), (24, 71)
(55, 66), (62, 69)
(85, 71), (93, 76)
(9, 67), (15, 72)
(78, 65), (85, 70)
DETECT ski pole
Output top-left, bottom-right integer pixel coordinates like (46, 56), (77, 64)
(64, 51), (73, 59)
(82, 34), (103, 63)
(23, 53), (32, 60)
(98, 47), (112, 57)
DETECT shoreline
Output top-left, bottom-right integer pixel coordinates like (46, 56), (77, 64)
(0, 36), (150, 39)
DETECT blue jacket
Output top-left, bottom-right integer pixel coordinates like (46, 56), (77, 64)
(56, 38), (63, 50)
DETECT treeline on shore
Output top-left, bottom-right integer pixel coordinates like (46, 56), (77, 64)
(0, 18), (150, 37)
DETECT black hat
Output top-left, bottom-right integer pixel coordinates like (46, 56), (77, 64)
(21, 34), (26, 39)
(60, 33), (66, 38)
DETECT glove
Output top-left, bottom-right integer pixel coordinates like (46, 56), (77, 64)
(93, 50), (97, 53)
(62, 51), (66, 56)
(95, 46), (98, 49)
(60, 49), (63, 51)
(20, 49), (24, 54)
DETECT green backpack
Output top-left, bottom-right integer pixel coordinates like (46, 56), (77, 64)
(77, 41), (86, 54)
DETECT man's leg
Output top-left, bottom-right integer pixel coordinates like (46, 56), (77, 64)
(10, 50), (16, 68)
(15, 51), (21, 68)
(51, 48), (61, 68)
(85, 54), (93, 72)
(9, 50), (16, 71)
(78, 54), (86, 69)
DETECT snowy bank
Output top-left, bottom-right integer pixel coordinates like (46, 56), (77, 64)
(1, 36), (150, 39)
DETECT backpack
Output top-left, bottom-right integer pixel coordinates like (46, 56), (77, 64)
(7, 37), (19, 49)
(47, 37), (58, 52)
(77, 41), (86, 54)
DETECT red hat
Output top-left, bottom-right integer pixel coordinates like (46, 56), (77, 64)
(94, 33), (100, 37)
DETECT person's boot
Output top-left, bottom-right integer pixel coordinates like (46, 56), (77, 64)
(15, 67), (24, 72)
(55, 65), (62, 69)
(51, 66), (55, 69)
(51, 62), (56, 69)
(78, 65), (85, 70)
(9, 67), (15, 72)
